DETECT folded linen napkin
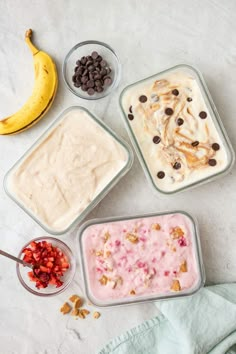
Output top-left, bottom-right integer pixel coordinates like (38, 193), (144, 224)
(98, 284), (236, 354)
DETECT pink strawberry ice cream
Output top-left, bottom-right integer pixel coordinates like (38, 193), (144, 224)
(81, 212), (202, 304)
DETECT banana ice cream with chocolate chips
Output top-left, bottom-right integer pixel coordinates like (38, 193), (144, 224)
(121, 68), (230, 192)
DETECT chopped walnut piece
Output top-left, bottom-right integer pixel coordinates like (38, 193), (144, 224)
(152, 223), (161, 231)
(71, 308), (79, 317)
(126, 233), (139, 244)
(74, 297), (83, 309)
(105, 251), (111, 258)
(60, 302), (72, 315)
(180, 260), (188, 272)
(99, 275), (108, 285)
(103, 232), (110, 243)
(130, 289), (136, 295)
(171, 246), (176, 252)
(69, 294), (80, 303)
(171, 226), (184, 239)
(80, 309), (90, 316)
(171, 280), (181, 291)
(96, 250), (104, 256)
(93, 311), (101, 319)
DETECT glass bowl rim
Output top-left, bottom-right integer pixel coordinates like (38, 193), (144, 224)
(62, 39), (121, 100)
(16, 236), (76, 297)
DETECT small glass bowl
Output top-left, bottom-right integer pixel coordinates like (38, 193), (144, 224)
(16, 237), (76, 296)
(63, 40), (121, 100)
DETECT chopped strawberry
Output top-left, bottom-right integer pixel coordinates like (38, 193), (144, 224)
(22, 240), (70, 290)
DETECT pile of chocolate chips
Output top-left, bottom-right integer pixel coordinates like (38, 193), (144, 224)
(72, 51), (113, 96)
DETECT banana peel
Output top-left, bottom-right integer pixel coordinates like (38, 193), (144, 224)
(0, 29), (58, 135)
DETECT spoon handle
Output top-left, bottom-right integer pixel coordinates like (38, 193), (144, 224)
(0, 249), (30, 267)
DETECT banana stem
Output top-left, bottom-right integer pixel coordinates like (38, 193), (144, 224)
(25, 29), (39, 55)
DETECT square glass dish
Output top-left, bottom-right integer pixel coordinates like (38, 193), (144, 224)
(78, 211), (205, 307)
(119, 64), (235, 194)
(4, 106), (133, 235)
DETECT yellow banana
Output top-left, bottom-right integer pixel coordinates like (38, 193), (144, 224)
(0, 29), (58, 135)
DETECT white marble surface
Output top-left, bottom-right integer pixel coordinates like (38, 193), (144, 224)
(0, 0), (236, 353)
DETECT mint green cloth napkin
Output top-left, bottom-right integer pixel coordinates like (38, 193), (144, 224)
(98, 284), (236, 354)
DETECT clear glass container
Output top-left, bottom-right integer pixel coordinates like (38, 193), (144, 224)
(4, 106), (133, 235)
(63, 40), (121, 100)
(78, 211), (205, 307)
(119, 64), (235, 195)
(16, 236), (76, 296)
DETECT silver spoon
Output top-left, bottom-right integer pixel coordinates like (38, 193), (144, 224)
(0, 249), (48, 282)
(0, 249), (34, 270)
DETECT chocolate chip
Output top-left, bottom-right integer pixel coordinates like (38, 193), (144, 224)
(129, 106), (133, 113)
(88, 65), (95, 72)
(82, 69), (88, 77)
(72, 75), (77, 83)
(101, 60), (107, 67)
(94, 74), (102, 80)
(165, 108), (174, 115)
(172, 89), (179, 96)
(76, 60), (81, 66)
(96, 86), (104, 93)
(81, 84), (87, 91)
(87, 80), (95, 88)
(128, 114), (134, 120)
(74, 66), (79, 72)
(187, 97), (192, 102)
(208, 159), (217, 166)
(89, 72), (94, 80)
(177, 118), (184, 126)
(173, 162), (181, 170)
(104, 77), (112, 86)
(86, 60), (93, 68)
(81, 76), (88, 84)
(94, 61), (99, 67)
(100, 68), (107, 76)
(212, 143), (220, 151)
(95, 80), (102, 87)
(157, 171), (165, 179)
(74, 82), (81, 88)
(139, 95), (147, 103)
(153, 136), (161, 144)
(91, 51), (98, 59)
(87, 88), (95, 96)
(199, 111), (207, 119)
(96, 55), (102, 62)
(80, 56), (87, 65)
(192, 141), (199, 147)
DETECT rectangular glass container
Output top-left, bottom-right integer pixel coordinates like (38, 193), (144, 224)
(119, 64), (235, 194)
(4, 106), (133, 235)
(78, 211), (205, 307)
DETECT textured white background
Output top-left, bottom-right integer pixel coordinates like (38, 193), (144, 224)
(0, 1), (236, 353)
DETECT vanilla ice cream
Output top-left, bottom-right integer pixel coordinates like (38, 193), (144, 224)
(7, 107), (130, 232)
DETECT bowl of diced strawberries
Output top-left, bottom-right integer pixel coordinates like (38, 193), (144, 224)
(16, 237), (76, 296)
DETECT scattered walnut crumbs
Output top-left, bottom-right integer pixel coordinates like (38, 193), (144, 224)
(60, 302), (71, 315)
(171, 280), (181, 291)
(126, 233), (139, 243)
